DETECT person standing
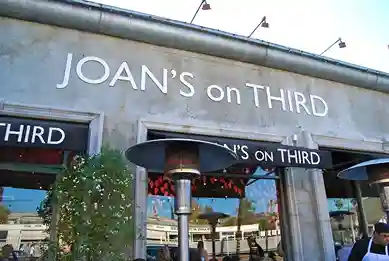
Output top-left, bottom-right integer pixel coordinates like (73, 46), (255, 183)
(197, 241), (208, 261)
(348, 222), (389, 261)
(247, 235), (265, 261)
(157, 245), (172, 261)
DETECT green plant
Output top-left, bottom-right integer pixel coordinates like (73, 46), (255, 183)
(38, 148), (134, 261)
(0, 204), (10, 224)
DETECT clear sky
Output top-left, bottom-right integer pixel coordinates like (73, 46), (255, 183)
(91, 0), (389, 73)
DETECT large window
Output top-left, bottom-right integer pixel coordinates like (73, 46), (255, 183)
(0, 147), (62, 257)
(324, 149), (388, 257)
(359, 182), (387, 234)
(146, 132), (283, 261)
(0, 116), (89, 258)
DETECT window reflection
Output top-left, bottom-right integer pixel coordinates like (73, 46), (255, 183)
(323, 151), (370, 249)
(327, 198), (359, 245)
(0, 146), (80, 259)
(0, 186), (46, 257)
(146, 167), (282, 261)
(360, 183), (387, 235)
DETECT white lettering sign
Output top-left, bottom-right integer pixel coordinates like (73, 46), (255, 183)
(0, 123), (65, 145)
(221, 142), (323, 167)
(277, 148), (320, 166)
(56, 53), (329, 117)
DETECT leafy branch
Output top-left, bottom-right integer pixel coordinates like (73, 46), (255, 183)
(37, 148), (134, 261)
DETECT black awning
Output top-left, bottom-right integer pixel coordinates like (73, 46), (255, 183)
(0, 116), (89, 152)
(148, 130), (332, 169)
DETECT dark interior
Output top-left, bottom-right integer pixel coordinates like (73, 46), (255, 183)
(0, 146), (84, 191)
(323, 149), (388, 198)
(0, 170), (55, 191)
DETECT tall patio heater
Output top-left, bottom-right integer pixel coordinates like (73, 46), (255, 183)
(125, 139), (237, 261)
(198, 212), (230, 260)
(338, 158), (389, 221)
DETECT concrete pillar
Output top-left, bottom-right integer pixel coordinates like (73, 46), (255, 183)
(283, 130), (335, 261)
(134, 166), (148, 259)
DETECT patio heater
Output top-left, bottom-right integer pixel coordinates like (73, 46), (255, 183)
(198, 212), (230, 260)
(125, 139), (237, 261)
(338, 158), (389, 221)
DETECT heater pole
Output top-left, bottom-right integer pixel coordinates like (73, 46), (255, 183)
(352, 181), (368, 238)
(174, 177), (193, 261)
(124, 139), (237, 261)
(211, 223), (217, 260)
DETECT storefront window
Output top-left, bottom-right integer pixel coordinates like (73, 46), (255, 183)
(0, 187), (47, 255)
(0, 147), (85, 258)
(325, 171), (360, 245)
(323, 150), (362, 261)
(359, 183), (386, 235)
(323, 149), (389, 260)
(0, 147), (60, 258)
(327, 198), (359, 245)
(144, 130), (333, 261)
(146, 167), (282, 260)
(0, 115), (90, 258)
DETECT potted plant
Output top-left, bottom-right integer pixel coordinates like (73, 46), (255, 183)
(38, 148), (134, 261)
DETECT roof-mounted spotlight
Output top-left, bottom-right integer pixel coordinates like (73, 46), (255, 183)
(190, 0), (211, 24)
(248, 16), (269, 38)
(261, 17), (269, 28)
(202, 1), (211, 10)
(338, 39), (346, 48)
(320, 37), (347, 55)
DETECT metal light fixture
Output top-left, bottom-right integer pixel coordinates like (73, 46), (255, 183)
(126, 138), (236, 261)
(202, 1), (211, 10)
(320, 37), (347, 55)
(338, 39), (346, 48)
(338, 158), (389, 220)
(261, 17), (269, 28)
(248, 16), (269, 38)
(190, 0), (211, 24)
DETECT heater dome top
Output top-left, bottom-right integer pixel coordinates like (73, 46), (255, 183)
(198, 212), (230, 221)
(125, 138), (237, 173)
(337, 158), (389, 181)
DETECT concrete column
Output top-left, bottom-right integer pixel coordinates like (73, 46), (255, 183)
(134, 121), (148, 259)
(134, 166), (148, 259)
(283, 130), (335, 261)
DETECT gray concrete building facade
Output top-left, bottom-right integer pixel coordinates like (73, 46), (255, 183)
(1, 1), (389, 260)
